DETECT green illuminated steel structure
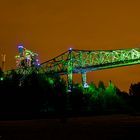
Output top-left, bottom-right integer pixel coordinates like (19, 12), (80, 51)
(5, 48), (140, 89)
(40, 48), (140, 89)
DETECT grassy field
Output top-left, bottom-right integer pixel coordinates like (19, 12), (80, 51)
(0, 114), (139, 140)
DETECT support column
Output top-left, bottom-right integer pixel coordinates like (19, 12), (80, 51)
(67, 60), (73, 91)
(67, 48), (74, 91)
(82, 72), (88, 88)
(67, 72), (72, 91)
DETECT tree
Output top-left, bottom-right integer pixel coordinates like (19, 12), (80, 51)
(129, 82), (140, 112)
(129, 83), (140, 97)
(98, 81), (105, 91)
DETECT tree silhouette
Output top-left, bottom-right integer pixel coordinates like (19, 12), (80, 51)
(0, 68), (138, 118)
(129, 83), (140, 97)
(98, 81), (105, 91)
(129, 82), (140, 112)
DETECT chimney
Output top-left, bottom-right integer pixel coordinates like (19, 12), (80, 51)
(1, 54), (6, 72)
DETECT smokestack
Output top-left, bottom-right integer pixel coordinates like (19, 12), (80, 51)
(1, 54), (6, 72)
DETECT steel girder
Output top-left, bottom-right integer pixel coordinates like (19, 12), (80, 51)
(40, 48), (140, 74)
(39, 48), (140, 89)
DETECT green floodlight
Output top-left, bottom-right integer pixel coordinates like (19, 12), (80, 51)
(0, 77), (4, 81)
(48, 78), (54, 85)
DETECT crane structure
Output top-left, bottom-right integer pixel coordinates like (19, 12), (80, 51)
(40, 48), (140, 89)
(5, 47), (140, 90)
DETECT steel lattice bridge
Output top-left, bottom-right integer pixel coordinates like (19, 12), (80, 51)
(5, 48), (140, 89)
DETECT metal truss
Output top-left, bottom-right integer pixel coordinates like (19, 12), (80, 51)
(40, 48), (140, 89)
(5, 67), (38, 76)
(40, 48), (140, 73)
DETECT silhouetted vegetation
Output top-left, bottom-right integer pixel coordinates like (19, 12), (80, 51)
(0, 70), (140, 119)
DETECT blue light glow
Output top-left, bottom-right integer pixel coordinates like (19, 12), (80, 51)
(84, 83), (89, 88)
(69, 48), (73, 51)
(18, 45), (24, 48)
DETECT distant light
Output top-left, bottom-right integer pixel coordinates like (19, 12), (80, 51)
(84, 83), (89, 88)
(69, 48), (73, 51)
(18, 45), (24, 49)
(48, 78), (54, 85)
(67, 89), (72, 92)
(0, 77), (4, 81)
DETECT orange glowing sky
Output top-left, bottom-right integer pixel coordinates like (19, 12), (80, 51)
(0, 0), (140, 92)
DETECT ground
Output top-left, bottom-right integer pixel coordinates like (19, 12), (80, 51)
(0, 114), (139, 140)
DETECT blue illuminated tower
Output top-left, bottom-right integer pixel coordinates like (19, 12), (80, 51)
(15, 44), (40, 68)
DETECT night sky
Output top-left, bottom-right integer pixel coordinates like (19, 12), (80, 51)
(0, 0), (140, 92)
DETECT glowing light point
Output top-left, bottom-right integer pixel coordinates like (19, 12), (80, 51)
(84, 83), (89, 88)
(0, 77), (4, 81)
(69, 48), (73, 51)
(18, 45), (24, 48)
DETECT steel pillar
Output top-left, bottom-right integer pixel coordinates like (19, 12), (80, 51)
(81, 72), (88, 88)
(67, 50), (73, 91)
(67, 72), (72, 91)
